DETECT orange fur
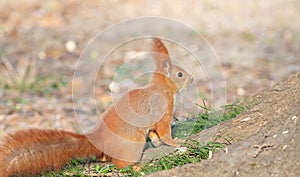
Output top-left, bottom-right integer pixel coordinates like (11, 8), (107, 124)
(0, 129), (104, 177)
(148, 130), (161, 146)
(0, 38), (194, 176)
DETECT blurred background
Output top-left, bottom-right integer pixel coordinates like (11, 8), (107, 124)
(0, 0), (299, 133)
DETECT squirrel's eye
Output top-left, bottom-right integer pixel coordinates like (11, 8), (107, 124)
(177, 72), (183, 78)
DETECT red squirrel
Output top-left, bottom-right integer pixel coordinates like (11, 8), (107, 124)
(0, 38), (194, 176)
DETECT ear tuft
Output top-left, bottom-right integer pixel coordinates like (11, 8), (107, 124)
(152, 38), (169, 56)
(151, 38), (172, 73)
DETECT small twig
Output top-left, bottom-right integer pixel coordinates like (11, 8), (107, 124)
(252, 143), (274, 158)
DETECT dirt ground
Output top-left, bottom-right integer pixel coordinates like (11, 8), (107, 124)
(148, 74), (299, 177)
(0, 1), (299, 176)
(0, 0), (299, 133)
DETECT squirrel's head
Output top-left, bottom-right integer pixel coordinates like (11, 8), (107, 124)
(168, 64), (194, 91)
(152, 38), (194, 91)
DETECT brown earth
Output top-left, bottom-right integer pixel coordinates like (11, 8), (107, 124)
(147, 74), (300, 177)
(0, 1), (299, 176)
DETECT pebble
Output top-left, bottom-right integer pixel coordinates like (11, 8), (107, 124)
(241, 117), (251, 122)
(38, 51), (47, 60)
(0, 115), (4, 121)
(65, 40), (76, 53)
(291, 116), (298, 120)
(208, 150), (213, 159)
(176, 147), (188, 153)
(237, 88), (246, 96)
(282, 130), (289, 135)
(282, 145), (288, 150)
(224, 147), (229, 153)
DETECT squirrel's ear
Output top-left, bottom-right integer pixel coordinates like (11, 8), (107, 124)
(152, 38), (172, 73)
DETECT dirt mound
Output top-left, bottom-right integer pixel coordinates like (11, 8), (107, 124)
(148, 74), (299, 177)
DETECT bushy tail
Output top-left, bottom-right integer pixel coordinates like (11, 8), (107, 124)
(0, 129), (102, 177)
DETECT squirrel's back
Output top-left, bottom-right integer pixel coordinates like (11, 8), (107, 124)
(0, 129), (102, 177)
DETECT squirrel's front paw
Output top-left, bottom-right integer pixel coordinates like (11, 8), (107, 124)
(148, 131), (161, 147)
(151, 137), (162, 147)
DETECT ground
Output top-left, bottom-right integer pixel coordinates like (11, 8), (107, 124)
(147, 74), (299, 177)
(0, 1), (299, 176)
